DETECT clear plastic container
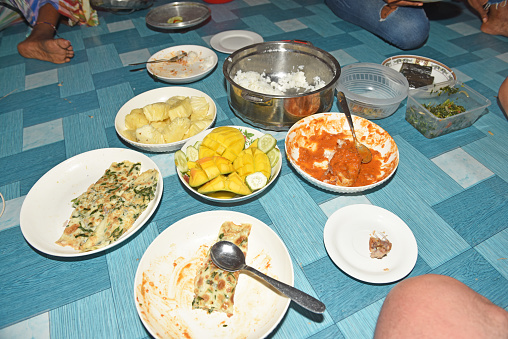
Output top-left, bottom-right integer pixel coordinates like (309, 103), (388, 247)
(337, 63), (409, 119)
(405, 82), (491, 138)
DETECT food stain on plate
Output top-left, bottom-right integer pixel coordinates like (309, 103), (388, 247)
(136, 242), (280, 339)
(148, 50), (215, 79)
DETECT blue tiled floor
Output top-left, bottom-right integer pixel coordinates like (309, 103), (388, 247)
(0, 0), (507, 338)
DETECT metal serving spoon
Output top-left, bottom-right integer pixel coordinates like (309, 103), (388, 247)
(128, 51), (187, 66)
(210, 240), (326, 314)
(337, 91), (372, 164)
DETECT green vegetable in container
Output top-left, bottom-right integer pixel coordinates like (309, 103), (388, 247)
(423, 85), (469, 119)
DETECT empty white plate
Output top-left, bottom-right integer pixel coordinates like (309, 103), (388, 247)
(324, 204), (418, 284)
(210, 30), (263, 54)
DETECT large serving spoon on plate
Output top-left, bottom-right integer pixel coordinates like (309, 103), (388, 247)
(337, 91), (372, 164)
(210, 240), (326, 314)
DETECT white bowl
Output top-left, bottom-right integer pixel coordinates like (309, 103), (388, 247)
(285, 113), (399, 193)
(177, 126), (282, 203)
(382, 55), (456, 90)
(115, 87), (216, 153)
(147, 45), (218, 84)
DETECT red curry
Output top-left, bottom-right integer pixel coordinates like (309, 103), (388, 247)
(294, 130), (383, 187)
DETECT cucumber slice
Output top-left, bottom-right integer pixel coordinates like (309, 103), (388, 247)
(257, 134), (276, 153)
(245, 172), (268, 191)
(194, 140), (202, 150)
(174, 150), (189, 173)
(267, 147), (280, 168)
(186, 145), (199, 162)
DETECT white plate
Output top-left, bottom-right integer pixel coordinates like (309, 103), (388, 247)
(19, 148), (163, 257)
(147, 45), (218, 84)
(285, 113), (399, 194)
(115, 87), (217, 153)
(177, 126), (282, 203)
(324, 204), (418, 284)
(382, 55), (456, 89)
(210, 30), (263, 54)
(134, 210), (293, 339)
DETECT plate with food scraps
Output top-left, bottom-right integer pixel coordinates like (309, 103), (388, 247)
(285, 112), (399, 194)
(134, 210), (293, 339)
(145, 2), (211, 30)
(175, 126), (282, 203)
(19, 148), (163, 258)
(210, 30), (263, 54)
(115, 87), (217, 153)
(382, 55), (456, 90)
(324, 204), (418, 284)
(146, 45), (218, 83)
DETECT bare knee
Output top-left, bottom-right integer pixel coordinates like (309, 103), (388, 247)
(375, 274), (508, 338)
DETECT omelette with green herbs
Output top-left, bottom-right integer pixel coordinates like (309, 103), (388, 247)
(56, 161), (158, 252)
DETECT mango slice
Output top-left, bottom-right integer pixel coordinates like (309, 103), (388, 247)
(199, 127), (245, 162)
(188, 156), (234, 187)
(233, 147), (271, 181)
(197, 172), (252, 196)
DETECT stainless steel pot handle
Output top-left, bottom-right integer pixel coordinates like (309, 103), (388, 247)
(241, 92), (273, 105)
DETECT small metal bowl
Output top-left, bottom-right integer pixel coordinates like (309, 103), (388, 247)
(90, 0), (153, 12)
(145, 2), (211, 30)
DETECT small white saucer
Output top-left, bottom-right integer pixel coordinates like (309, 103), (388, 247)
(323, 204), (418, 284)
(210, 30), (263, 54)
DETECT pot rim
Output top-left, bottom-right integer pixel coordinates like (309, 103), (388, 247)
(223, 40), (341, 99)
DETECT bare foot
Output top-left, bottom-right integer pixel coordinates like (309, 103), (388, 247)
(481, 2), (508, 37)
(18, 37), (74, 64)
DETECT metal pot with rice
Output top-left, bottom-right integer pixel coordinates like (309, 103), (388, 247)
(223, 41), (341, 131)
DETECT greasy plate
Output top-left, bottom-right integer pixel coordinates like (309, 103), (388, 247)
(134, 210), (293, 339)
(382, 55), (456, 88)
(177, 126), (282, 203)
(210, 30), (263, 54)
(324, 204), (418, 284)
(285, 112), (399, 193)
(115, 87), (217, 153)
(147, 45), (218, 84)
(145, 2), (211, 30)
(19, 148), (163, 257)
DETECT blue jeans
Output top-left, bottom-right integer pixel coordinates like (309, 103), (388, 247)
(325, 0), (430, 50)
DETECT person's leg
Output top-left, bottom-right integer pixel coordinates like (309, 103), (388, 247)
(324, 0), (429, 50)
(374, 274), (508, 338)
(481, 0), (508, 37)
(17, 3), (74, 64)
(499, 76), (508, 116)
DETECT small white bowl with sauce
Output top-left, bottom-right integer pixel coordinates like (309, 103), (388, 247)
(285, 112), (399, 193)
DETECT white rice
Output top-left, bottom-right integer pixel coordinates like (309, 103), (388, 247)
(232, 70), (326, 95)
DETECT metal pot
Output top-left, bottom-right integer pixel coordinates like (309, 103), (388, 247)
(223, 41), (341, 131)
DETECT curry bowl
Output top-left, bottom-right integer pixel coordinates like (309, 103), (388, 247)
(285, 113), (399, 193)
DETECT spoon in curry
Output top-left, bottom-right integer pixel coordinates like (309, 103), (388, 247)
(337, 91), (372, 164)
(210, 240), (326, 314)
